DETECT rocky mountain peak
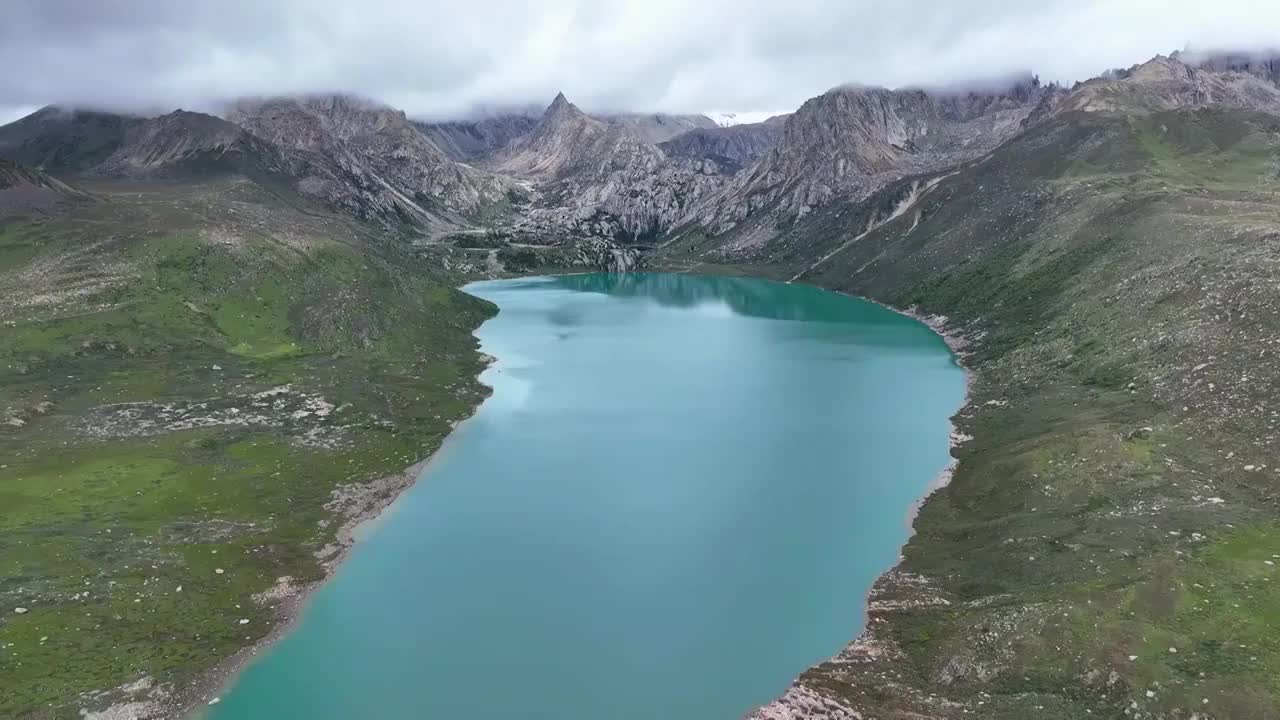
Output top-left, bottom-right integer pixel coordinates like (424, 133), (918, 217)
(92, 109), (279, 178)
(542, 92), (590, 125)
(1061, 50), (1280, 115)
(682, 78), (1046, 236)
(493, 93), (623, 178)
(1182, 49), (1280, 85)
(225, 93), (514, 229)
(593, 112), (718, 144)
(0, 106), (139, 175)
(227, 93), (435, 157)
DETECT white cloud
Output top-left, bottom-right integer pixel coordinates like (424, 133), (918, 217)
(1, 0), (1277, 120)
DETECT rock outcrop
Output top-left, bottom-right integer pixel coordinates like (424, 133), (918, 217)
(411, 112), (539, 163)
(227, 94), (517, 230)
(93, 110), (284, 178)
(494, 93), (726, 240)
(0, 157), (87, 218)
(595, 112), (718, 144)
(658, 117), (786, 174)
(1059, 51), (1280, 115)
(684, 77), (1047, 237)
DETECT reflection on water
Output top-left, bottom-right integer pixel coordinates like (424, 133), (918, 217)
(547, 272), (898, 324)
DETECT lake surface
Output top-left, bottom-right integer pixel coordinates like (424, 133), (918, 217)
(208, 272), (965, 719)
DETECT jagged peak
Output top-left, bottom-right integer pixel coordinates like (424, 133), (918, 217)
(150, 108), (236, 127)
(826, 72), (1042, 103)
(227, 93), (399, 123)
(543, 92), (584, 121)
(1177, 48), (1280, 84)
(5, 104), (137, 127)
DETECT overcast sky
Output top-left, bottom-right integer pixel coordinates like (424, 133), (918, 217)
(2, 0), (1278, 125)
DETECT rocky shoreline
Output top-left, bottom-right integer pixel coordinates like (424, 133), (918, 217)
(745, 296), (976, 720)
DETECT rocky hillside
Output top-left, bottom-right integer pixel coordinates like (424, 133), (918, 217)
(0, 106), (138, 174)
(658, 117), (786, 174)
(596, 111), (718, 143)
(1062, 52), (1280, 115)
(227, 95), (517, 230)
(0, 165), (507, 718)
(0, 99), (521, 234)
(411, 112), (539, 163)
(92, 110), (286, 178)
(681, 78), (1047, 244)
(493, 93), (662, 179)
(492, 93), (725, 240)
(0, 157), (87, 218)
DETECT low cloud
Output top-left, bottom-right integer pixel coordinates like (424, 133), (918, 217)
(3, 0), (1278, 120)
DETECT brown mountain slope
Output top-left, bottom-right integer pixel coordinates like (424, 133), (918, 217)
(0, 157), (88, 218)
(493, 93), (725, 240)
(680, 78), (1046, 244)
(0, 106), (138, 175)
(227, 94), (518, 230)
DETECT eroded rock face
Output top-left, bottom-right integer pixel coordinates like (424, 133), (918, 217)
(493, 93), (728, 240)
(227, 94), (516, 230)
(94, 110), (283, 178)
(684, 78), (1047, 236)
(595, 111), (718, 144)
(1061, 52), (1280, 115)
(658, 119), (786, 175)
(0, 157), (86, 219)
(411, 113), (539, 163)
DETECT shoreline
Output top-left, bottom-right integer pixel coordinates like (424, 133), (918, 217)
(93, 269), (971, 720)
(744, 286), (978, 720)
(158, 351), (499, 720)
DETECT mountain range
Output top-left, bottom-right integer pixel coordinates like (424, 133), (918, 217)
(9, 50), (1278, 257)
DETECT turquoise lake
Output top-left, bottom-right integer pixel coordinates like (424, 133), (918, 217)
(207, 272), (965, 719)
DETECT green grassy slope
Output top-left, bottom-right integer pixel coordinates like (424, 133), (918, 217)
(0, 177), (494, 718)
(671, 108), (1280, 719)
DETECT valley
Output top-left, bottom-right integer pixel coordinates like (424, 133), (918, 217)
(2, 48), (1280, 720)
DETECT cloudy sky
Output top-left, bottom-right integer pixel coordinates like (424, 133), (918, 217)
(2, 0), (1278, 124)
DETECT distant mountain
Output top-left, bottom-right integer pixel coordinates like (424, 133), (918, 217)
(0, 106), (138, 174)
(0, 96), (521, 233)
(492, 93), (724, 240)
(93, 109), (286, 178)
(658, 119), (785, 174)
(411, 112), (539, 163)
(675, 53), (1280, 255)
(1058, 51), (1280, 115)
(595, 112), (718, 144)
(705, 111), (790, 127)
(494, 93), (663, 179)
(685, 77), (1048, 240)
(226, 94), (517, 230)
